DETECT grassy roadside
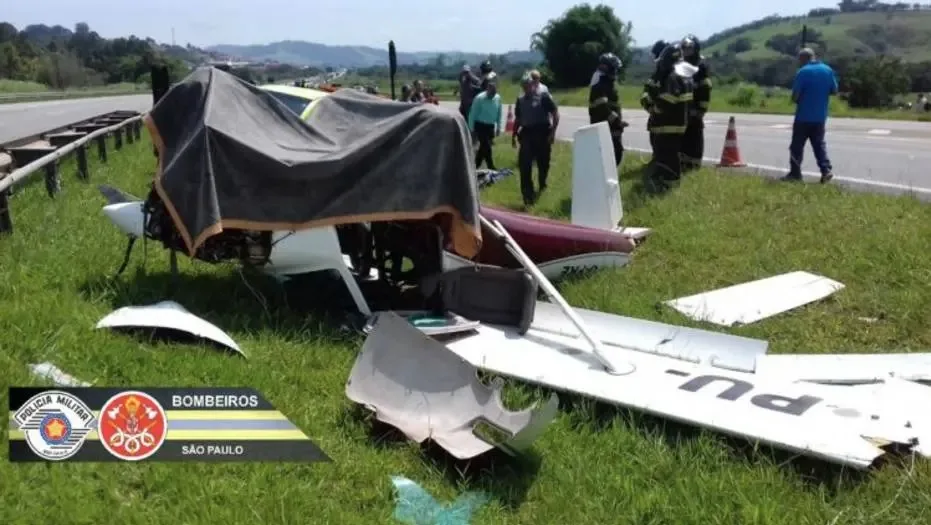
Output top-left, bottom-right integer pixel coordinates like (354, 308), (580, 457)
(1, 133), (931, 524)
(0, 79), (145, 104)
(347, 75), (930, 121)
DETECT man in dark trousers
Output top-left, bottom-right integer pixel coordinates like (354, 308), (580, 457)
(512, 75), (560, 206)
(679, 34), (712, 173)
(783, 47), (837, 184)
(588, 52), (626, 166)
(643, 44), (694, 193)
(468, 75), (502, 170)
(640, 40), (668, 153)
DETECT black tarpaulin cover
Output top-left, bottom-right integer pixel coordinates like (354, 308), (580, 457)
(145, 67), (482, 257)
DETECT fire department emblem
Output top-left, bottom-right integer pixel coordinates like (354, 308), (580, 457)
(14, 390), (96, 461)
(98, 391), (168, 461)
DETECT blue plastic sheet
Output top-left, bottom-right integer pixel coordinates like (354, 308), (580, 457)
(477, 168), (513, 189)
(391, 475), (489, 525)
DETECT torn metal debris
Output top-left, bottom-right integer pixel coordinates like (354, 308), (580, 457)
(29, 362), (91, 387)
(96, 301), (243, 356)
(346, 312), (558, 460)
(664, 271), (845, 326)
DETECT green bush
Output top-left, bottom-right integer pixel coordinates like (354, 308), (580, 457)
(727, 83), (761, 107)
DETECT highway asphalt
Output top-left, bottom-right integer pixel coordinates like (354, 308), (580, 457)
(0, 95), (152, 144)
(3, 95), (930, 196)
(438, 102), (931, 196)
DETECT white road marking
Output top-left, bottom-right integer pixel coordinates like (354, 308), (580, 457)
(769, 124), (792, 129)
(620, 146), (931, 195)
(867, 129), (891, 135)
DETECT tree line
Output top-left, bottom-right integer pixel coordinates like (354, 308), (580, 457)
(0, 22), (189, 88)
(515, 2), (928, 109)
(704, 0), (931, 49)
(3, 5), (927, 110)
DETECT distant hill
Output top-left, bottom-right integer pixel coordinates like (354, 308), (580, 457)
(703, 8), (931, 63)
(205, 40), (541, 67)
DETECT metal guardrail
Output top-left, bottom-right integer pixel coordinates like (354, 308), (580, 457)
(0, 112), (144, 235)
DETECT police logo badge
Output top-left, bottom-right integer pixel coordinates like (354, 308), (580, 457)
(13, 390), (96, 461)
(98, 391), (168, 461)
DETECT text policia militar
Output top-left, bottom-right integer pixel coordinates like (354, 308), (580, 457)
(170, 394), (260, 409)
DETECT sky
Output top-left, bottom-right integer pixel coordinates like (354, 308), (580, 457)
(6, 0), (834, 52)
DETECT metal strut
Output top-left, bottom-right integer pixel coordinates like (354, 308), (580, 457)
(168, 249), (179, 294)
(115, 237), (136, 276)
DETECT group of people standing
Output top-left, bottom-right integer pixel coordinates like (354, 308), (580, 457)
(634, 35), (712, 192)
(456, 37), (712, 205)
(400, 80), (436, 103)
(460, 61), (560, 206)
(593, 36), (838, 189)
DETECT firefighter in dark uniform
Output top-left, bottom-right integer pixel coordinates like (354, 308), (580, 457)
(641, 40), (669, 153)
(643, 44), (694, 193)
(479, 60), (495, 92)
(679, 34), (711, 172)
(588, 52), (625, 166)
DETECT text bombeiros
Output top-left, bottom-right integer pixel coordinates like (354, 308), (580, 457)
(170, 394), (260, 409)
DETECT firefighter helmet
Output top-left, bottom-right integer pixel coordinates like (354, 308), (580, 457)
(680, 34), (701, 63)
(650, 40), (668, 60)
(598, 52), (622, 74)
(655, 44), (682, 72)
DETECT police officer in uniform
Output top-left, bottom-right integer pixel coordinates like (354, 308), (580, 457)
(679, 34), (711, 172)
(512, 74), (560, 206)
(643, 44), (694, 193)
(640, 40), (669, 153)
(588, 52), (625, 166)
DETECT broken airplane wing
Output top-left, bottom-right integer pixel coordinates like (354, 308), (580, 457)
(755, 353), (931, 384)
(443, 324), (922, 469)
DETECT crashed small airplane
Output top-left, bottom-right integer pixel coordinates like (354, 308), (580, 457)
(96, 66), (931, 469)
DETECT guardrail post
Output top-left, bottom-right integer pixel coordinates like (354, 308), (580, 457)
(44, 161), (61, 197)
(133, 121), (142, 141)
(114, 128), (123, 150)
(126, 125), (135, 145)
(76, 145), (89, 180)
(96, 135), (107, 162)
(0, 190), (11, 234)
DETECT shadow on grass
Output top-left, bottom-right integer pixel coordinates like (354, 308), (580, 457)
(558, 394), (875, 493)
(79, 268), (365, 344)
(556, 163), (665, 219)
(339, 404), (542, 509)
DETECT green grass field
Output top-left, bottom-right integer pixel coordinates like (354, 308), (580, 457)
(2, 133), (931, 524)
(347, 75), (931, 122)
(703, 11), (931, 63)
(0, 79), (144, 104)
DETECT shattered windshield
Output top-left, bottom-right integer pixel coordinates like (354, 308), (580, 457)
(266, 91), (312, 116)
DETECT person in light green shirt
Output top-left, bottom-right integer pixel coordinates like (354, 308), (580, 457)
(467, 75), (502, 170)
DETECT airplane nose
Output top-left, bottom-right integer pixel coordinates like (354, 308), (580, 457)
(102, 201), (146, 238)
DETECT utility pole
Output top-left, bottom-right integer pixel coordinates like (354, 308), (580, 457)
(171, 27), (176, 46)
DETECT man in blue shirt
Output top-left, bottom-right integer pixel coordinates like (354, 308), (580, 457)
(784, 48), (837, 183)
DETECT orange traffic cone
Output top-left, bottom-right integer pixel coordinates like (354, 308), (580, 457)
(717, 116), (746, 168)
(504, 105), (514, 133)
